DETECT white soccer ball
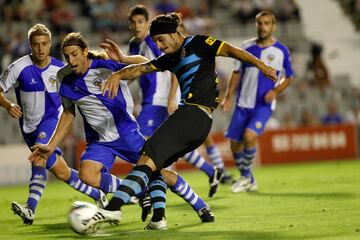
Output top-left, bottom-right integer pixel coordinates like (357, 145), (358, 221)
(68, 201), (98, 235)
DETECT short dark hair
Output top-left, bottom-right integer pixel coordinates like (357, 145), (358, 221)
(128, 5), (149, 21)
(255, 10), (276, 24)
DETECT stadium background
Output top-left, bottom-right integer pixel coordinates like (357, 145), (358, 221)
(0, 0), (359, 185)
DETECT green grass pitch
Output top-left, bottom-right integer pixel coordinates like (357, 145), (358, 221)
(0, 160), (359, 240)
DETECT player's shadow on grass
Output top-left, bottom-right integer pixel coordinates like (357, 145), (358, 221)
(250, 191), (356, 199)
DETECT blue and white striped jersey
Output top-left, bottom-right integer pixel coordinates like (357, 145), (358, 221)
(233, 38), (293, 110)
(129, 34), (175, 107)
(57, 59), (139, 143)
(0, 55), (64, 133)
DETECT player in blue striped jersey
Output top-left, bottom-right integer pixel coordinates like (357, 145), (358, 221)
(0, 24), (107, 225)
(222, 11), (294, 193)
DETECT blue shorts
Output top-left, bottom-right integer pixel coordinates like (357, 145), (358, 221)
(22, 117), (62, 169)
(225, 106), (272, 142)
(81, 129), (146, 172)
(137, 105), (169, 137)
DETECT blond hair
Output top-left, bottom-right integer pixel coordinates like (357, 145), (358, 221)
(27, 23), (52, 42)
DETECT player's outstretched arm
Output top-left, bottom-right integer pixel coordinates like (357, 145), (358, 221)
(218, 42), (277, 81)
(29, 105), (76, 166)
(100, 39), (149, 64)
(221, 71), (241, 112)
(101, 62), (156, 99)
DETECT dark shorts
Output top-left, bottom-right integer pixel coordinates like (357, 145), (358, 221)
(142, 105), (212, 169)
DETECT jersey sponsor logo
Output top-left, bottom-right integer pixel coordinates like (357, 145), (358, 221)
(205, 36), (216, 46)
(49, 75), (57, 86)
(38, 131), (47, 139)
(187, 93), (193, 99)
(255, 121), (262, 129)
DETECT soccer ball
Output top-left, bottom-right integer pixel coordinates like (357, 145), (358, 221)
(68, 201), (98, 235)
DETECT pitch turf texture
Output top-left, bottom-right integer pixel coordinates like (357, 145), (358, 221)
(0, 160), (359, 240)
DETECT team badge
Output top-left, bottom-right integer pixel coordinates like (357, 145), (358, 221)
(255, 121), (262, 129)
(205, 36), (216, 46)
(38, 131), (47, 139)
(49, 75), (57, 86)
(93, 78), (102, 88)
(267, 54), (275, 62)
(187, 93), (193, 99)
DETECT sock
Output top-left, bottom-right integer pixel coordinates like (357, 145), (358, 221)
(170, 174), (207, 212)
(206, 145), (224, 169)
(106, 165), (153, 211)
(233, 152), (243, 173)
(241, 147), (256, 181)
(65, 169), (100, 201)
(99, 172), (123, 193)
(183, 150), (214, 178)
(149, 172), (167, 222)
(26, 166), (47, 213)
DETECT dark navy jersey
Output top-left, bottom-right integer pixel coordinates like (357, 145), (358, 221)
(149, 35), (224, 111)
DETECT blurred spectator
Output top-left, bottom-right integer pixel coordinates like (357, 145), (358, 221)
(114, 1), (130, 32)
(306, 43), (331, 90)
(89, 0), (116, 31)
(321, 101), (343, 125)
(277, 0), (301, 22)
(282, 112), (297, 129)
(23, 0), (45, 22)
(233, 0), (258, 24)
(300, 109), (318, 127)
(155, 0), (177, 14)
(345, 104), (360, 124)
(50, 0), (74, 34)
(11, 32), (30, 59)
(177, 0), (193, 19)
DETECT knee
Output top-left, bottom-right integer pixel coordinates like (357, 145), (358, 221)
(79, 169), (96, 186)
(243, 131), (257, 147)
(52, 167), (70, 181)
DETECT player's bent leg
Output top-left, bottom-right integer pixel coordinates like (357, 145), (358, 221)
(161, 169), (215, 223)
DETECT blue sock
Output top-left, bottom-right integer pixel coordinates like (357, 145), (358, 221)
(106, 165), (153, 210)
(99, 172), (122, 193)
(170, 174), (206, 212)
(66, 169), (100, 201)
(233, 152), (243, 173)
(26, 166), (47, 213)
(183, 150), (214, 178)
(149, 173), (167, 222)
(241, 147), (256, 180)
(206, 145), (224, 169)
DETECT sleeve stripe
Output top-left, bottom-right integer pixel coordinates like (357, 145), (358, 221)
(216, 42), (225, 56)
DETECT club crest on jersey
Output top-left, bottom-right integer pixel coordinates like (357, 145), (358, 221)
(205, 36), (216, 46)
(93, 78), (102, 88)
(49, 75), (56, 86)
(267, 54), (275, 62)
(255, 121), (262, 129)
(38, 132), (47, 139)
